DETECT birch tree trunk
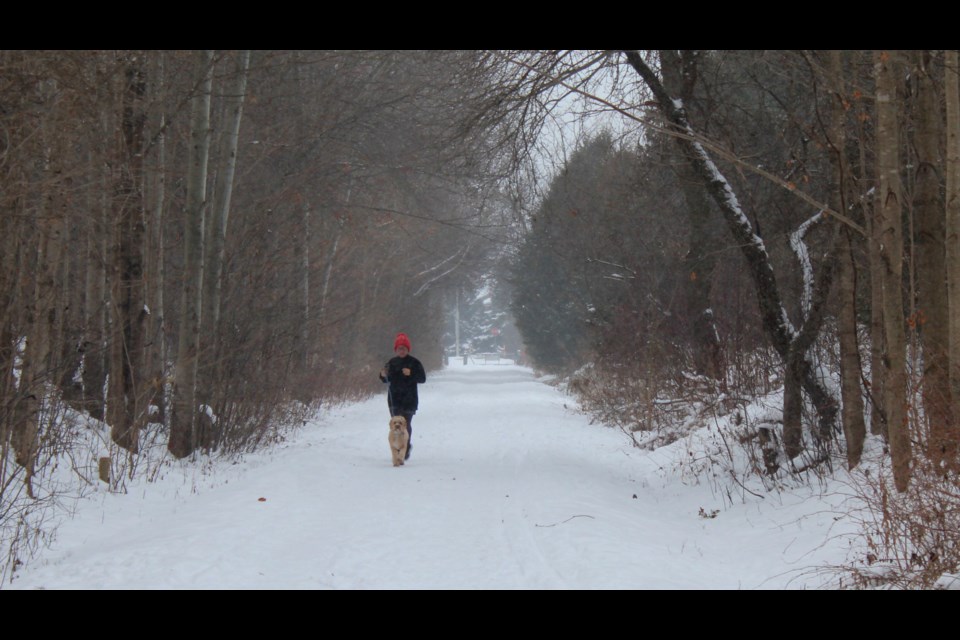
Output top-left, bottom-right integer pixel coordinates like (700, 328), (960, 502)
(204, 50), (250, 370)
(317, 216), (345, 333)
(875, 50), (911, 491)
(170, 50), (214, 459)
(293, 53), (313, 379)
(200, 51), (250, 433)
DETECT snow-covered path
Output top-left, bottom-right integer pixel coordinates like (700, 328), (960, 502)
(9, 361), (853, 589)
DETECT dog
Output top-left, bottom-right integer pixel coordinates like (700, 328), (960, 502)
(388, 415), (409, 467)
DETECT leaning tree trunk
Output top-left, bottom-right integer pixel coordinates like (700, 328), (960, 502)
(874, 50), (911, 492)
(170, 50), (214, 459)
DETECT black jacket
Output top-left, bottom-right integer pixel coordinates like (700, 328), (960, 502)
(379, 354), (426, 414)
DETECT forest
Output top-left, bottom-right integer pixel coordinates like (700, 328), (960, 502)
(2, 50), (959, 588)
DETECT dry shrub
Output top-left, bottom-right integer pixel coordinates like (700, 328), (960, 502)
(567, 357), (729, 450)
(843, 455), (960, 589)
(2, 394), (99, 584)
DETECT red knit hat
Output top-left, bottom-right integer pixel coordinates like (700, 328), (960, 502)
(394, 333), (411, 351)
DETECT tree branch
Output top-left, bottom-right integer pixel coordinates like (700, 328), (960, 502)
(499, 50), (865, 237)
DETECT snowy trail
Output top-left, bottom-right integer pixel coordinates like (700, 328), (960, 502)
(9, 361), (851, 589)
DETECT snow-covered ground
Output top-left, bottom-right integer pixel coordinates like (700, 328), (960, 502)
(7, 360), (859, 589)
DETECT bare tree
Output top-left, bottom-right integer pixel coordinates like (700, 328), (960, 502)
(143, 50), (168, 427)
(825, 50), (867, 469)
(623, 50), (840, 459)
(107, 54), (149, 454)
(10, 68), (66, 494)
(659, 50), (723, 382)
(874, 50), (911, 491)
(170, 50), (214, 459)
(909, 51), (954, 469)
(78, 56), (114, 424)
(203, 50), (250, 376)
(947, 51), (960, 456)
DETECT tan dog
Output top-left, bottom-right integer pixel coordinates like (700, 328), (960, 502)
(389, 415), (409, 467)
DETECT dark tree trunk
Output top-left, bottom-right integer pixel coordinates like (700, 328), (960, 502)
(108, 58), (148, 454)
(911, 50), (955, 469)
(659, 50), (724, 382)
(874, 49), (911, 492)
(825, 50), (867, 468)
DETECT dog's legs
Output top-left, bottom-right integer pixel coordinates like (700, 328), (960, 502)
(403, 413), (414, 461)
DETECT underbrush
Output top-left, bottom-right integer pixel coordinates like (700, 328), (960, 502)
(1, 380), (370, 586)
(566, 363), (733, 450)
(2, 397), (106, 585)
(832, 456), (960, 590)
(565, 350), (960, 588)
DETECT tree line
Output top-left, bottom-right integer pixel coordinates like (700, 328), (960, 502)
(0, 51), (513, 497)
(4, 49), (959, 585)
(503, 51), (960, 491)
(4, 48), (958, 519)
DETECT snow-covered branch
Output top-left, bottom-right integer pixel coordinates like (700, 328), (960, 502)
(624, 50), (799, 348)
(790, 211), (825, 318)
(413, 247), (469, 297)
(502, 50), (864, 238)
(415, 246), (468, 279)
